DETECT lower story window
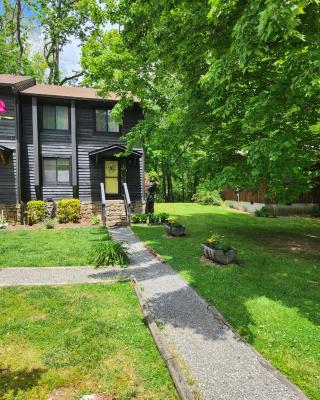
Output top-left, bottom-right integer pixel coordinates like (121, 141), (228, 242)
(43, 158), (71, 184)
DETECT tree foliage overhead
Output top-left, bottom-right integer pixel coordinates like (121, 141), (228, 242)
(82, 0), (320, 202)
(0, 0), (102, 85)
(0, 0), (47, 80)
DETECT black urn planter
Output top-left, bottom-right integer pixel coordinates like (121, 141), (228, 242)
(201, 243), (236, 265)
(164, 224), (186, 237)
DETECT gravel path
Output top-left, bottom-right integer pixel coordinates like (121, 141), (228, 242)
(0, 227), (308, 400)
(110, 228), (307, 400)
(0, 266), (126, 287)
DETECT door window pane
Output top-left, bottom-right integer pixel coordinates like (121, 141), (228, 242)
(57, 158), (70, 182)
(43, 158), (56, 183)
(96, 110), (107, 132)
(107, 110), (120, 133)
(43, 106), (55, 129)
(105, 178), (118, 194)
(105, 161), (119, 194)
(56, 106), (69, 130)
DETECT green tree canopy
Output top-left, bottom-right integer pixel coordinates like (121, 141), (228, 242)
(81, 0), (320, 202)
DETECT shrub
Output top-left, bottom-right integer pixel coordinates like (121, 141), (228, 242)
(44, 217), (54, 229)
(255, 206), (269, 217)
(131, 213), (148, 223)
(26, 201), (46, 224)
(56, 199), (81, 223)
(192, 182), (223, 206)
(131, 212), (169, 224)
(153, 212), (169, 223)
(90, 215), (101, 225)
(88, 237), (129, 267)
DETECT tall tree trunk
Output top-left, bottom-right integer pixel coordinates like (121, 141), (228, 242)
(16, 0), (24, 72)
(167, 172), (173, 202)
(161, 165), (167, 202)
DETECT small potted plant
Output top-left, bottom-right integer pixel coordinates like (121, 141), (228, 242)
(164, 216), (186, 237)
(201, 234), (236, 265)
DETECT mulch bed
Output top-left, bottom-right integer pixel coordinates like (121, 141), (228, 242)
(6, 221), (95, 231)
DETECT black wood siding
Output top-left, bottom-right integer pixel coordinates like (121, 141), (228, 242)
(76, 103), (143, 202)
(19, 98), (143, 202)
(0, 142), (17, 204)
(0, 88), (17, 204)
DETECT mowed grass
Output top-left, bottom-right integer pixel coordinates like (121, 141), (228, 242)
(0, 227), (107, 267)
(132, 203), (320, 400)
(0, 283), (178, 400)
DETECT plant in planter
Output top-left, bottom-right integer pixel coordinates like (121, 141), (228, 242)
(201, 234), (236, 265)
(164, 216), (186, 237)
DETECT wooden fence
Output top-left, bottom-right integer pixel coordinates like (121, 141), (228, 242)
(222, 185), (320, 204)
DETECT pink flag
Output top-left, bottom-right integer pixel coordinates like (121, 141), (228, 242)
(0, 100), (7, 114)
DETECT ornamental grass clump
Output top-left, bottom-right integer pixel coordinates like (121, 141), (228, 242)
(44, 217), (55, 229)
(88, 234), (129, 268)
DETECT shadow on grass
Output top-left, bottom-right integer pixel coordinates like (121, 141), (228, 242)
(0, 367), (45, 396)
(132, 213), (320, 330)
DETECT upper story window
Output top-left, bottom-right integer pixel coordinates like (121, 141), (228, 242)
(95, 109), (120, 133)
(43, 105), (69, 130)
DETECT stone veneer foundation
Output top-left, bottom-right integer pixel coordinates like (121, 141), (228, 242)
(0, 200), (144, 226)
(0, 204), (21, 222)
(80, 200), (144, 226)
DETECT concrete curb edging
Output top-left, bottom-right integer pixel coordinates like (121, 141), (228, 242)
(141, 243), (309, 400)
(131, 277), (195, 400)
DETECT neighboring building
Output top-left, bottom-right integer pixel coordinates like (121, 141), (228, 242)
(0, 74), (144, 226)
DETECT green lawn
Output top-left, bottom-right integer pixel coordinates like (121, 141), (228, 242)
(0, 227), (107, 267)
(0, 283), (178, 400)
(132, 203), (320, 400)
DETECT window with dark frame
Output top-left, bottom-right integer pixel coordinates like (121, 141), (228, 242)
(43, 158), (71, 185)
(95, 109), (120, 133)
(43, 105), (69, 130)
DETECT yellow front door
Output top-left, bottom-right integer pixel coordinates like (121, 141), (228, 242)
(105, 160), (119, 195)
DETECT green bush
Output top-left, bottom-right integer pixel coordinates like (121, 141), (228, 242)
(255, 206), (269, 217)
(88, 237), (129, 267)
(56, 199), (81, 223)
(26, 201), (46, 224)
(131, 213), (148, 223)
(192, 189), (223, 206)
(44, 217), (54, 229)
(192, 181), (223, 206)
(131, 212), (169, 224)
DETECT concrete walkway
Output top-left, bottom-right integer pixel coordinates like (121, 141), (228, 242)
(0, 227), (307, 400)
